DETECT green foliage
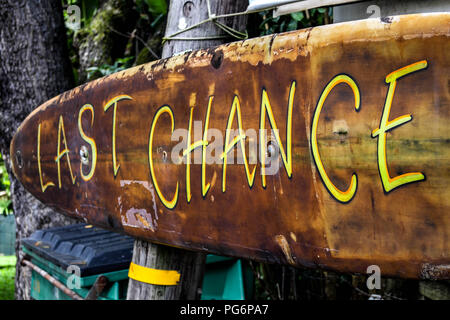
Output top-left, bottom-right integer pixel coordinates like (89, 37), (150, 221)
(86, 56), (134, 80)
(0, 265), (15, 300)
(134, 0), (168, 41)
(137, 0), (167, 16)
(0, 256), (16, 268)
(62, 0), (168, 84)
(0, 153), (12, 216)
(255, 7), (333, 36)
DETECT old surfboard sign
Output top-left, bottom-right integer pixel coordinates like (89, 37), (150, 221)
(11, 13), (450, 279)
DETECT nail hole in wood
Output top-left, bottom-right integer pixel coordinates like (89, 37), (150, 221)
(183, 1), (195, 17)
(211, 50), (223, 69)
(80, 146), (89, 165)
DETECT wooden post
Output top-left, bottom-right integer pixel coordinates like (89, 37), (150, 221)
(126, 0), (249, 300)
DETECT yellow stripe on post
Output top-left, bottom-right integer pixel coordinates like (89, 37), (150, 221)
(128, 262), (181, 286)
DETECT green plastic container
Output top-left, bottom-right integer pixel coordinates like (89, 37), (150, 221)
(26, 248), (253, 300)
(201, 255), (253, 300)
(23, 246), (129, 300)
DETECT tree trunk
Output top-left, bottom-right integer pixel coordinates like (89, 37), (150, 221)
(73, 0), (138, 83)
(0, 0), (76, 300)
(126, 0), (249, 300)
(161, 0), (248, 57)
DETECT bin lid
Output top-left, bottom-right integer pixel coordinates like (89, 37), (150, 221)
(22, 223), (134, 276)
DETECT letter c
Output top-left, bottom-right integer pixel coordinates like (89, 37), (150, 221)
(311, 74), (360, 203)
(149, 105), (179, 209)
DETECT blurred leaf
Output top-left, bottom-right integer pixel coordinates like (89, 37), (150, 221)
(317, 15), (324, 24)
(150, 13), (165, 28)
(287, 20), (298, 31)
(87, 57), (134, 80)
(279, 20), (286, 32)
(81, 0), (98, 24)
(0, 198), (12, 216)
(0, 153), (12, 215)
(253, 7), (332, 38)
(290, 12), (304, 22)
(145, 0), (167, 15)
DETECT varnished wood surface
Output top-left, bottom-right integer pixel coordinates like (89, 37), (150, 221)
(10, 14), (450, 279)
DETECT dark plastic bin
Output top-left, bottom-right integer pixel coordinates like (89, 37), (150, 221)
(22, 223), (134, 276)
(22, 223), (134, 300)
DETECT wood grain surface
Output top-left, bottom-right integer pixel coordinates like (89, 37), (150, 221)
(10, 13), (450, 279)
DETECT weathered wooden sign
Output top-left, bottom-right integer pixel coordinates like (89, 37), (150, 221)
(10, 13), (450, 279)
